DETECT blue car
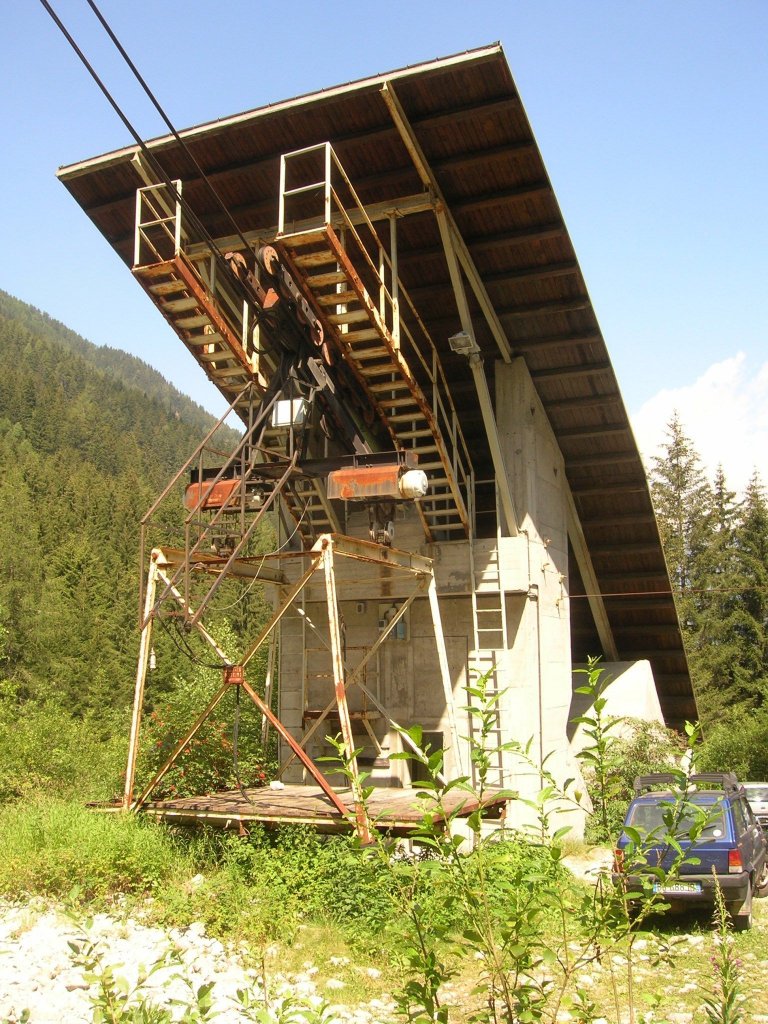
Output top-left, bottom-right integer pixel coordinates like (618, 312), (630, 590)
(613, 773), (768, 930)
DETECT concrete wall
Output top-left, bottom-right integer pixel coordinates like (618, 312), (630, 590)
(273, 358), (659, 835)
(493, 359), (576, 828)
(568, 660), (665, 756)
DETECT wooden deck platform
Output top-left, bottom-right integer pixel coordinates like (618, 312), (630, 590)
(137, 784), (508, 834)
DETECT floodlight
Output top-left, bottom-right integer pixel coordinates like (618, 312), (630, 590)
(448, 330), (480, 356)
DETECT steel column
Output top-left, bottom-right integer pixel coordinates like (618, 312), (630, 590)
(321, 538), (371, 840)
(427, 573), (466, 776)
(124, 555), (159, 809)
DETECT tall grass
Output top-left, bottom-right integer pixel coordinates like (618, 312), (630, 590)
(0, 799), (193, 900)
(0, 798), (401, 951)
(0, 687), (126, 804)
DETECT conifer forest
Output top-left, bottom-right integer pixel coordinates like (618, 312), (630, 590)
(0, 285), (767, 800)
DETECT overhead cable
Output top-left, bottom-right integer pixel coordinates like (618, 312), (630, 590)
(38, 0), (255, 309)
(84, 0), (255, 258)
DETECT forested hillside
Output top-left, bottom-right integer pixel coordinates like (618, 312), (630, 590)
(0, 290), (217, 436)
(649, 414), (768, 775)
(1, 288), (767, 799)
(0, 291), (233, 715)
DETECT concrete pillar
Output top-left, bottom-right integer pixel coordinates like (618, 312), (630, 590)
(495, 359), (579, 830)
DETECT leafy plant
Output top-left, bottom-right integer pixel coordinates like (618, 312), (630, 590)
(64, 914), (342, 1024)
(67, 918), (181, 1023)
(702, 876), (747, 1024)
(313, 662), (729, 1024)
(137, 638), (277, 801)
(573, 658), (686, 844)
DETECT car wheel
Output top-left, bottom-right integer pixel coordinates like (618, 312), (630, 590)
(729, 883), (753, 931)
(755, 862), (768, 898)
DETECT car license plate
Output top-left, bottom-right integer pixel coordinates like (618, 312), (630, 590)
(653, 882), (701, 894)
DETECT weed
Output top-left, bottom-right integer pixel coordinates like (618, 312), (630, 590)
(0, 799), (191, 901)
(702, 877), (747, 1024)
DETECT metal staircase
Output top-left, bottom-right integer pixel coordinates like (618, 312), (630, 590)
(131, 182), (335, 548)
(131, 183), (262, 409)
(130, 148), (475, 548)
(276, 143), (473, 542)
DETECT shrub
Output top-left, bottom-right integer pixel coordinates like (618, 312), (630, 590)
(697, 706), (768, 780)
(137, 659), (276, 800)
(582, 716), (686, 842)
(0, 799), (190, 900)
(0, 681), (125, 804)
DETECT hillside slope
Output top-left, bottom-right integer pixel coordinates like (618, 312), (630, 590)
(0, 289), (219, 437)
(0, 289), (233, 712)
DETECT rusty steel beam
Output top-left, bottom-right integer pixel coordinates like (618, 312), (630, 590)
(238, 677), (350, 818)
(321, 539), (372, 841)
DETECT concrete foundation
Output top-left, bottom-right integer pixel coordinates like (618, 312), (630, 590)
(274, 359), (660, 835)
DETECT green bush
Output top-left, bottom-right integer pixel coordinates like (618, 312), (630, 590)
(582, 716), (685, 842)
(0, 682), (125, 804)
(697, 706), (768, 779)
(0, 799), (191, 899)
(137, 656), (276, 801)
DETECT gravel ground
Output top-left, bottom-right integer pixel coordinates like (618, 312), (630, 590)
(4, 860), (768, 1023)
(0, 900), (396, 1023)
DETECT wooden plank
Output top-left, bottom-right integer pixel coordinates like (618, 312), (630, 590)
(142, 783), (508, 831)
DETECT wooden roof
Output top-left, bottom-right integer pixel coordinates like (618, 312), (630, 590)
(57, 43), (695, 725)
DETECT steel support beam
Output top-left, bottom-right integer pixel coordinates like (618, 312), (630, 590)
(427, 573), (466, 776)
(565, 488), (618, 661)
(321, 538), (371, 840)
(465, 349), (519, 538)
(380, 81), (512, 363)
(124, 554), (159, 809)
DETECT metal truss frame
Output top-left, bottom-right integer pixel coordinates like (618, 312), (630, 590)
(124, 533), (463, 842)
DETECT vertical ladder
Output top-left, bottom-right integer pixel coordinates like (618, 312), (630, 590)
(468, 538), (508, 788)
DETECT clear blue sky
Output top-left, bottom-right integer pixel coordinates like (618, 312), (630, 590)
(2, 1), (766, 480)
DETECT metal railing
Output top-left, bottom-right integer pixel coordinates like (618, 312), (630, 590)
(134, 181), (185, 266)
(278, 142), (475, 533)
(133, 182), (269, 383)
(138, 382), (293, 627)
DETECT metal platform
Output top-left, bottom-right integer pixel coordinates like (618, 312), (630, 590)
(136, 783), (508, 835)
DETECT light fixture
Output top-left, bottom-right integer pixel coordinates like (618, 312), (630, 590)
(448, 330), (480, 357)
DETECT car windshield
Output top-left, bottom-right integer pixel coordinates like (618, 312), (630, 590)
(744, 785), (768, 802)
(627, 795), (726, 841)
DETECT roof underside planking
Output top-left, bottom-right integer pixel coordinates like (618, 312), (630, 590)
(57, 42), (695, 726)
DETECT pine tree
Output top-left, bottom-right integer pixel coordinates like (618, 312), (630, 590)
(650, 417), (768, 726)
(733, 473), (768, 697)
(649, 412), (713, 620)
(649, 414), (720, 721)
(693, 466), (755, 718)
